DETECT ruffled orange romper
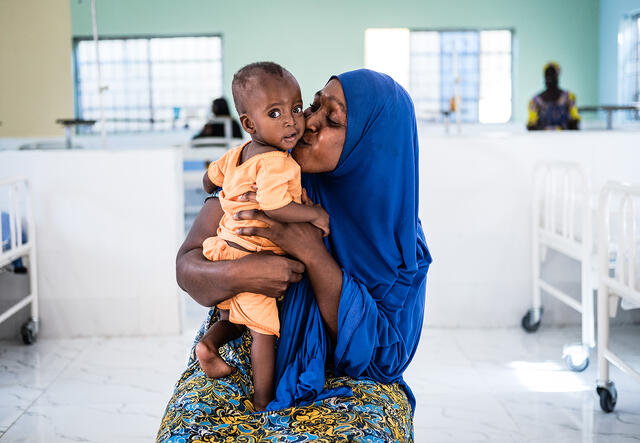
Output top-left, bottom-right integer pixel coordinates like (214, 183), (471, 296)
(202, 142), (302, 336)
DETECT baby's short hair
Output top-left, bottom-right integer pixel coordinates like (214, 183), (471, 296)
(232, 61), (291, 114)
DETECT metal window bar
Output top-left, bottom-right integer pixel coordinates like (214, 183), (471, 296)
(74, 36), (223, 134)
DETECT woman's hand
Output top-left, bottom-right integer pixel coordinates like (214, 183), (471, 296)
(176, 196), (305, 307)
(231, 252), (305, 298)
(234, 210), (325, 263)
(234, 187), (342, 341)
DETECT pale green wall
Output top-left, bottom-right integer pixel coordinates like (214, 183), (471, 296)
(70, 0), (600, 122)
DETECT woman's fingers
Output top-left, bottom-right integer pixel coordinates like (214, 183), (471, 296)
(285, 257), (305, 275)
(235, 225), (271, 238)
(234, 209), (281, 238)
(234, 209), (270, 223)
(301, 188), (314, 206)
(236, 191), (258, 202)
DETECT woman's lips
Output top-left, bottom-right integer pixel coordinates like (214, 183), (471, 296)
(298, 135), (312, 146)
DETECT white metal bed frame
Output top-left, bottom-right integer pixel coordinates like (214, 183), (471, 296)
(0, 177), (39, 344)
(523, 162), (595, 371)
(596, 181), (640, 412)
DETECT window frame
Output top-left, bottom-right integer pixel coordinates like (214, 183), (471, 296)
(634, 13), (640, 107)
(408, 27), (515, 124)
(72, 33), (224, 134)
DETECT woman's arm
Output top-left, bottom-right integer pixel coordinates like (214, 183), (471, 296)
(235, 205), (430, 384)
(176, 197), (306, 307)
(235, 210), (342, 341)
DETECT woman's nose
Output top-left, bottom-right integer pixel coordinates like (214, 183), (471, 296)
(304, 112), (319, 132)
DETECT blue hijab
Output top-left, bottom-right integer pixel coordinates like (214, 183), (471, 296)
(268, 69), (431, 412)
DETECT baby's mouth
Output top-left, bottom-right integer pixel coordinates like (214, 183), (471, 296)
(283, 132), (298, 143)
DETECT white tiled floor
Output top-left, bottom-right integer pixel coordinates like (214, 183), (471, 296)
(1, 326), (639, 442)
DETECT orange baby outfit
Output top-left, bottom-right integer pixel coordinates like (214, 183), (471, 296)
(202, 142), (302, 336)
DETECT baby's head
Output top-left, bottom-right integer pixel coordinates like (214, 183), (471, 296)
(232, 62), (304, 151)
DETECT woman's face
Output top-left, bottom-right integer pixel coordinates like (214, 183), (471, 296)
(292, 78), (346, 173)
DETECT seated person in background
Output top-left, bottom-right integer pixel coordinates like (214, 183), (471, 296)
(193, 97), (243, 139)
(527, 62), (580, 130)
(198, 62), (329, 411)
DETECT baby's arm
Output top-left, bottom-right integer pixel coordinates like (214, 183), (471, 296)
(265, 202), (329, 237)
(203, 171), (220, 194)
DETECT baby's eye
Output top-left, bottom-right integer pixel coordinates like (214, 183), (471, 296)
(293, 106), (303, 114)
(269, 110), (281, 118)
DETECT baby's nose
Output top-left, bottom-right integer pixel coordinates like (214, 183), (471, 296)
(283, 112), (295, 126)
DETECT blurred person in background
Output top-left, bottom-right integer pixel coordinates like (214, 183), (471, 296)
(527, 62), (580, 130)
(193, 97), (243, 139)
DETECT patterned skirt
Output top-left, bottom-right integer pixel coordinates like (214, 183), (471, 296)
(157, 309), (414, 442)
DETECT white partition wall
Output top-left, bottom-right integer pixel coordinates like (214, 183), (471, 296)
(418, 130), (640, 327)
(0, 149), (184, 338)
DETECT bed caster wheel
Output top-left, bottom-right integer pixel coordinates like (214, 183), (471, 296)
(21, 319), (38, 345)
(597, 382), (617, 413)
(521, 308), (542, 333)
(562, 344), (590, 372)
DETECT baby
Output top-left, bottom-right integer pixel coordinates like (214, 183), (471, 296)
(197, 61), (329, 411)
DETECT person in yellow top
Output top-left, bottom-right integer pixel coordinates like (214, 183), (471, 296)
(197, 62), (329, 411)
(527, 62), (581, 130)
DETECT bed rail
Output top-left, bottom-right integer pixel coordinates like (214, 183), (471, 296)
(0, 177), (39, 343)
(523, 162), (594, 371)
(596, 181), (640, 412)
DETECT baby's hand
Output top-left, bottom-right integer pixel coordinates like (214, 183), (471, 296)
(311, 206), (330, 237)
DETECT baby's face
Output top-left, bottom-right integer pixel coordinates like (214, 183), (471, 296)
(246, 75), (305, 150)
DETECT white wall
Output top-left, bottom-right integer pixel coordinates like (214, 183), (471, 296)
(0, 149), (184, 338)
(419, 130), (640, 328)
(1, 130), (638, 335)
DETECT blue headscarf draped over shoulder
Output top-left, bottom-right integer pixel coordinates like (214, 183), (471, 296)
(269, 69), (431, 413)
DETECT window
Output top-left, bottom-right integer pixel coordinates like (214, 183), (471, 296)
(410, 30), (512, 123)
(620, 14), (640, 119)
(74, 36), (223, 133)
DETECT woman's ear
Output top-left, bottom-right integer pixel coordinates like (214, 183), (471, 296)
(240, 114), (256, 134)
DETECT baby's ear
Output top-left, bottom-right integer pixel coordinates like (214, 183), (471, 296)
(239, 114), (255, 134)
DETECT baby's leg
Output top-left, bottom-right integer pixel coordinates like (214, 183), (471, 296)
(249, 329), (276, 411)
(196, 309), (244, 379)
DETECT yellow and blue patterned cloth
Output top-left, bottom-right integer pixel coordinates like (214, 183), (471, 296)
(156, 308), (414, 442)
(527, 90), (580, 130)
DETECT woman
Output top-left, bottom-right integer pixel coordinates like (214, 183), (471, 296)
(157, 69), (432, 442)
(527, 62), (580, 130)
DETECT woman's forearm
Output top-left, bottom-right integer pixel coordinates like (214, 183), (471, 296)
(176, 248), (236, 307)
(300, 241), (342, 342)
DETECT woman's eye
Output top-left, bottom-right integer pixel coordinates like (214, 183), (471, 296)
(268, 110), (281, 118)
(327, 117), (340, 127)
(293, 106), (302, 114)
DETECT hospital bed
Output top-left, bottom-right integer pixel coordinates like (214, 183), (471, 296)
(523, 163), (595, 371)
(596, 182), (640, 413)
(0, 177), (39, 344)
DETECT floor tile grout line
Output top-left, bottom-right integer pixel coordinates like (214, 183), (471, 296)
(0, 339), (93, 440)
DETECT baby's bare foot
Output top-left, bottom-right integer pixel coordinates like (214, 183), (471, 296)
(196, 341), (235, 379)
(252, 398), (269, 412)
